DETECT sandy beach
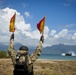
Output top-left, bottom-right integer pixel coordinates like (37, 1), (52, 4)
(0, 59), (76, 75)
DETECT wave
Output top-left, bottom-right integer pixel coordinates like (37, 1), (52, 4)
(62, 51), (76, 56)
(69, 51), (76, 56)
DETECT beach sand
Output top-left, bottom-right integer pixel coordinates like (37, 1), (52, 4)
(0, 59), (76, 75)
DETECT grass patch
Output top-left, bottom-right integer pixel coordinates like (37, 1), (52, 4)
(0, 59), (76, 75)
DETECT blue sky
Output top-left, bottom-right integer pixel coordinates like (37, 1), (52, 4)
(1, 0), (76, 30)
(0, 0), (76, 47)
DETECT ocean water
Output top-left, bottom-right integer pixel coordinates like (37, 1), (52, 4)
(38, 54), (76, 60)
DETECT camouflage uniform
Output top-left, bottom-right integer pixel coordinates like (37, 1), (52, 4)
(8, 38), (43, 74)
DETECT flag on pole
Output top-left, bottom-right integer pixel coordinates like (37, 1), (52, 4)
(37, 16), (45, 34)
(9, 13), (16, 32)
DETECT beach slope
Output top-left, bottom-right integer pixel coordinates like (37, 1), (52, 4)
(0, 59), (76, 75)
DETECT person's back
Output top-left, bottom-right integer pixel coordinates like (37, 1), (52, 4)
(8, 33), (44, 75)
(14, 55), (33, 75)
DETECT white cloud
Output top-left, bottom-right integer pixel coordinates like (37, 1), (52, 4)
(44, 29), (76, 47)
(54, 29), (68, 38)
(30, 30), (40, 39)
(44, 26), (49, 34)
(16, 20), (31, 32)
(63, 24), (76, 29)
(72, 33), (76, 40)
(50, 30), (56, 36)
(0, 7), (50, 47)
(0, 7), (76, 47)
(0, 8), (33, 44)
(54, 34), (59, 38)
(24, 12), (30, 17)
(29, 26), (49, 40)
(44, 26), (49, 39)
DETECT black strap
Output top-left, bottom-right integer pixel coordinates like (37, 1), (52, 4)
(24, 55), (28, 71)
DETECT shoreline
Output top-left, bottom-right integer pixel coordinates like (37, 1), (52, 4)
(37, 59), (76, 61)
(0, 58), (76, 61)
(37, 58), (76, 61)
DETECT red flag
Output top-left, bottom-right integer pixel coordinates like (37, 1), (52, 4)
(9, 13), (16, 32)
(37, 16), (45, 34)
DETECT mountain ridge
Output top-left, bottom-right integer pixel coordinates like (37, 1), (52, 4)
(42, 44), (76, 54)
(0, 43), (76, 54)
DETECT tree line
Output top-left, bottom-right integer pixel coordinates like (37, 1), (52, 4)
(0, 51), (10, 58)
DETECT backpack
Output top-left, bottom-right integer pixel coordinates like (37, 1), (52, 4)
(13, 55), (33, 75)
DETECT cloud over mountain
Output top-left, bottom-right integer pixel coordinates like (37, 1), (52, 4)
(0, 7), (76, 47)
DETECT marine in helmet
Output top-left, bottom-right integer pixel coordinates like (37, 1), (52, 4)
(8, 33), (44, 75)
